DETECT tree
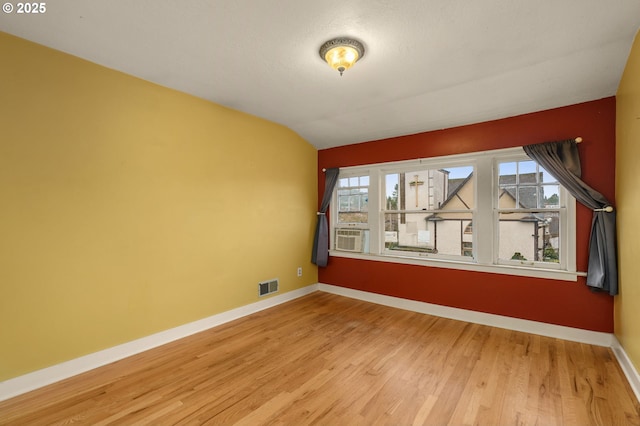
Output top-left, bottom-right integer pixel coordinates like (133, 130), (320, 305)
(544, 193), (559, 206)
(386, 184), (398, 210)
(543, 247), (559, 262)
(511, 252), (527, 261)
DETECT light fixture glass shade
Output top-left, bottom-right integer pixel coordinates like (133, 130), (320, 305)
(319, 38), (365, 76)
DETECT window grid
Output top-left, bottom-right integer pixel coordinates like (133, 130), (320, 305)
(331, 148), (576, 278)
(496, 160), (563, 267)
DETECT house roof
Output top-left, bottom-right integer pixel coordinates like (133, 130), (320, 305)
(436, 172), (545, 210)
(499, 173), (542, 209)
(431, 171), (559, 233)
(447, 178), (468, 199)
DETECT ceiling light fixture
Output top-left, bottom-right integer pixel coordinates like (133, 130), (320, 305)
(319, 37), (365, 76)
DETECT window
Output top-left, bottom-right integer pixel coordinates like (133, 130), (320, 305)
(330, 148), (576, 280)
(462, 241), (473, 257)
(497, 160), (564, 268)
(336, 174), (371, 253)
(337, 175), (369, 225)
(382, 166), (474, 261)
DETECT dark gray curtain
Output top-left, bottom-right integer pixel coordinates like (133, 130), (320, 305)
(312, 168), (340, 267)
(523, 139), (618, 295)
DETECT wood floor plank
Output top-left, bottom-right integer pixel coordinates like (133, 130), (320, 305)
(1, 292), (639, 425)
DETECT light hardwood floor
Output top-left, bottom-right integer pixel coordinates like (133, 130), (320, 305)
(1, 292), (639, 425)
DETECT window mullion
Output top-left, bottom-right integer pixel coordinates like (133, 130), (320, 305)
(369, 169), (381, 254)
(475, 156), (494, 265)
(564, 190), (576, 272)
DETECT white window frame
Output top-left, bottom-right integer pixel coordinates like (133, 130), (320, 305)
(330, 147), (577, 281)
(493, 153), (573, 271)
(378, 159), (476, 262)
(335, 173), (371, 229)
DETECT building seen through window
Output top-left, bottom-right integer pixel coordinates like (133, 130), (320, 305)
(332, 148), (573, 274)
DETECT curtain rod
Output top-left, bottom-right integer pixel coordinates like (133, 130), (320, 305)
(321, 137), (583, 172)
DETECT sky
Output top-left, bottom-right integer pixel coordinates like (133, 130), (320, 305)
(384, 162), (559, 199)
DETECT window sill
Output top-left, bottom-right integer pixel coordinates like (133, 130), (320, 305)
(329, 250), (580, 282)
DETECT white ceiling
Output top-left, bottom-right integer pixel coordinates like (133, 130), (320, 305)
(1, 1), (639, 149)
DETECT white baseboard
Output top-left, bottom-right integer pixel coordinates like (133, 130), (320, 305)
(4, 283), (639, 406)
(612, 337), (640, 403)
(318, 284), (615, 347)
(0, 284), (318, 402)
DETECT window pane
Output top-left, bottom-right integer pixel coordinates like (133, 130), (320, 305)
(384, 166), (473, 211)
(385, 174), (399, 210)
(462, 241), (473, 257)
(384, 212), (473, 258)
(498, 186), (517, 209)
(499, 162), (515, 176)
(338, 212), (368, 224)
(442, 166), (474, 210)
(443, 166), (474, 178)
(540, 166), (557, 183)
(498, 211), (560, 263)
(499, 161), (557, 210)
(407, 173), (427, 209)
(518, 160), (537, 176)
(518, 186), (540, 208)
(337, 175), (369, 224)
(543, 185), (560, 207)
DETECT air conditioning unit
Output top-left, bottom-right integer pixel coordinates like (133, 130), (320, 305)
(335, 229), (364, 252)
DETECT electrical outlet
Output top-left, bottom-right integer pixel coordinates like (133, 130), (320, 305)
(297, 267), (302, 277)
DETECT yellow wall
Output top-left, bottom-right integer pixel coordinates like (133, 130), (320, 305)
(0, 32), (318, 381)
(616, 30), (640, 373)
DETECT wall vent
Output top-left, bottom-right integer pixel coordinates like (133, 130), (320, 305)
(258, 279), (279, 297)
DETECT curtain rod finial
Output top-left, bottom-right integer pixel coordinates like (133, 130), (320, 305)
(575, 137), (583, 143)
(322, 168), (327, 172)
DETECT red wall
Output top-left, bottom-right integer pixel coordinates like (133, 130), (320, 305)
(318, 97), (615, 332)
